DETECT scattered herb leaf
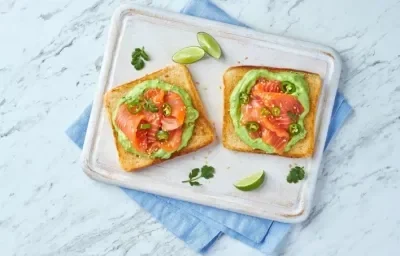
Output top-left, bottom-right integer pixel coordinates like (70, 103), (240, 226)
(287, 166), (306, 183)
(131, 47), (150, 70)
(189, 168), (200, 179)
(182, 165), (215, 186)
(134, 58), (145, 70)
(140, 47), (150, 61)
(189, 181), (201, 186)
(201, 165), (215, 179)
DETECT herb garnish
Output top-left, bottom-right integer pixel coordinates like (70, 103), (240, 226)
(182, 165), (215, 186)
(131, 47), (150, 70)
(143, 99), (159, 113)
(286, 166), (306, 183)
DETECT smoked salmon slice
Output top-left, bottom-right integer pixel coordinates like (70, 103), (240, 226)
(115, 104), (147, 153)
(161, 91), (186, 131)
(241, 99), (289, 138)
(159, 128), (183, 152)
(144, 88), (165, 107)
(144, 111), (162, 144)
(252, 78), (282, 94)
(116, 88), (188, 155)
(259, 92), (304, 131)
(241, 79), (304, 152)
(260, 92), (304, 115)
(261, 128), (288, 153)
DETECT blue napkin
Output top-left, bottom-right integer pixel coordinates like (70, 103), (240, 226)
(66, 0), (352, 254)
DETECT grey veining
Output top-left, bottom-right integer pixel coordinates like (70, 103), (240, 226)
(0, 0), (399, 255)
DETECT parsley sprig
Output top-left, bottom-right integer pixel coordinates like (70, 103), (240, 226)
(182, 165), (215, 186)
(131, 47), (150, 70)
(287, 166), (306, 183)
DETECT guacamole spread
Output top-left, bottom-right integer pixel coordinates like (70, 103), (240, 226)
(113, 79), (199, 159)
(230, 70), (310, 153)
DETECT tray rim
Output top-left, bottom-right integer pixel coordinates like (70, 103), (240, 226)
(80, 4), (342, 223)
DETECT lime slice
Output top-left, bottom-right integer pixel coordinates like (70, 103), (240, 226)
(234, 171), (265, 191)
(197, 32), (222, 59)
(172, 46), (205, 64)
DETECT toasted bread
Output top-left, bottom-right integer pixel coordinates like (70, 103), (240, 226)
(104, 64), (215, 171)
(222, 66), (322, 158)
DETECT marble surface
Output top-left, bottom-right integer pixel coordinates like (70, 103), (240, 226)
(1, 0), (399, 255)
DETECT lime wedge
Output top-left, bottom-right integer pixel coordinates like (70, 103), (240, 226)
(172, 46), (205, 64)
(197, 32), (222, 59)
(234, 171), (265, 191)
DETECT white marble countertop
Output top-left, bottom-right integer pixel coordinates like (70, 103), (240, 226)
(1, 0), (399, 255)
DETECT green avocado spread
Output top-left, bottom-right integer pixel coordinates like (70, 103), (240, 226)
(229, 70), (310, 153)
(113, 79), (199, 159)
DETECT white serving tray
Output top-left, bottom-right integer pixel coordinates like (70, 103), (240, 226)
(81, 4), (341, 223)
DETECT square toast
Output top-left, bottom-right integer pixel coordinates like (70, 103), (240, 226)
(222, 66), (322, 158)
(104, 64), (215, 171)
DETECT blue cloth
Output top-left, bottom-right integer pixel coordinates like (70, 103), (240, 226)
(66, 0), (352, 254)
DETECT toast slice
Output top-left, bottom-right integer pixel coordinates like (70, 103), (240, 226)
(104, 64), (215, 171)
(222, 66), (322, 158)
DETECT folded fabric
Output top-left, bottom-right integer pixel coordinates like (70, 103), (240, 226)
(66, 0), (352, 254)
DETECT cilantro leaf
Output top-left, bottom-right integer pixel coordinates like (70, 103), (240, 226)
(286, 166), (306, 184)
(131, 47), (150, 70)
(141, 47), (150, 61)
(134, 58), (145, 70)
(189, 181), (201, 186)
(182, 165), (215, 185)
(201, 165), (215, 179)
(189, 168), (200, 179)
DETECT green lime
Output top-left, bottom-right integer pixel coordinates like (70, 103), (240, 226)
(172, 46), (205, 64)
(197, 32), (222, 59)
(234, 171), (265, 191)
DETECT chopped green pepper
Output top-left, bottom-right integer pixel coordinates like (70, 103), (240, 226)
(162, 103), (172, 116)
(128, 104), (142, 114)
(271, 106), (281, 116)
(156, 130), (169, 141)
(245, 122), (260, 132)
(282, 81), (296, 94)
(261, 107), (271, 117)
(289, 123), (301, 135)
(139, 123), (151, 130)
